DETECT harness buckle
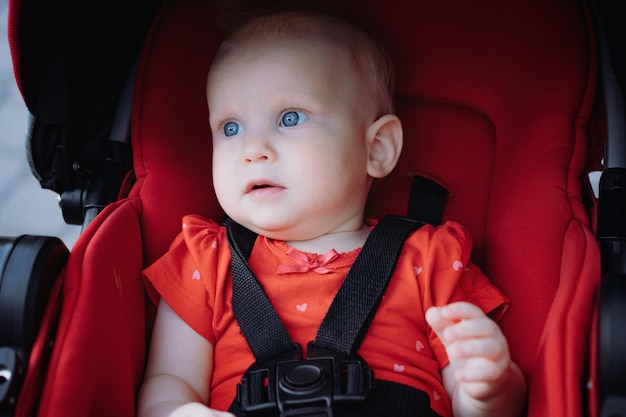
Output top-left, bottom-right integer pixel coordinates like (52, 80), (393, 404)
(237, 343), (373, 417)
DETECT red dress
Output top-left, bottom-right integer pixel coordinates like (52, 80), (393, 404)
(144, 215), (509, 417)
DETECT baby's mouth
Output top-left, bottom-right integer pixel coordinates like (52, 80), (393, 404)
(246, 180), (283, 194)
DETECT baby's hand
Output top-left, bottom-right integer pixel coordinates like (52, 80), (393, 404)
(425, 302), (511, 401)
(169, 403), (236, 417)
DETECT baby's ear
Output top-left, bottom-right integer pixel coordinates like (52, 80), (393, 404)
(366, 114), (403, 178)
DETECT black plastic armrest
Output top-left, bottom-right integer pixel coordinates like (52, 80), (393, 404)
(0, 235), (69, 413)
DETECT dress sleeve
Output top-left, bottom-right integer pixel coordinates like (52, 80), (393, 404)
(143, 215), (225, 344)
(407, 221), (510, 368)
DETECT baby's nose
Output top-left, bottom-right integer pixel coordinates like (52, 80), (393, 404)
(241, 134), (276, 164)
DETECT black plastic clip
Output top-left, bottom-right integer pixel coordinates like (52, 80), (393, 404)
(237, 343), (373, 417)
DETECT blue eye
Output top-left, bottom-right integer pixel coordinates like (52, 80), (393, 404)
(280, 111), (309, 127)
(223, 121), (240, 137)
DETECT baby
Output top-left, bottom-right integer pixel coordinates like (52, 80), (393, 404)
(138, 10), (527, 417)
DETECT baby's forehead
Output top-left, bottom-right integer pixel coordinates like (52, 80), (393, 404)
(211, 31), (356, 82)
(208, 36), (356, 95)
(208, 12), (393, 116)
(219, 12), (375, 62)
(225, 36), (346, 61)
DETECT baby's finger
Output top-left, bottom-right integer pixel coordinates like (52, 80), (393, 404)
(447, 336), (508, 361)
(455, 356), (508, 384)
(426, 303), (491, 346)
(425, 306), (460, 349)
(425, 306), (456, 342)
(442, 315), (501, 342)
(437, 302), (485, 321)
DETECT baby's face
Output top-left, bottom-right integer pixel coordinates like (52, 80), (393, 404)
(208, 38), (375, 242)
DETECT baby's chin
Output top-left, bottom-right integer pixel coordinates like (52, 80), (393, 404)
(230, 217), (312, 241)
(239, 219), (368, 254)
(245, 225), (319, 243)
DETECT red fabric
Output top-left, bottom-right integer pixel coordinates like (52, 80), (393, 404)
(527, 222), (600, 416)
(19, 198), (148, 417)
(130, 0), (224, 267)
(15, 0), (602, 415)
(14, 264), (64, 417)
(144, 215), (509, 417)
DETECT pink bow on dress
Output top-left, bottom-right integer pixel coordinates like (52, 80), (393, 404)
(276, 247), (340, 275)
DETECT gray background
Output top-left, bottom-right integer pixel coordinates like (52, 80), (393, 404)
(0, 0), (80, 248)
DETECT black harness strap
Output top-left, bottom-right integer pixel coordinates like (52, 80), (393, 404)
(314, 216), (422, 353)
(229, 381), (442, 417)
(227, 220), (295, 361)
(227, 215), (423, 360)
(407, 175), (449, 227)
(334, 381), (441, 417)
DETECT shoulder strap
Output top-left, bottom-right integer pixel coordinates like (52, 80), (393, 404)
(314, 216), (422, 353)
(226, 216), (423, 361)
(407, 175), (449, 226)
(227, 219), (296, 361)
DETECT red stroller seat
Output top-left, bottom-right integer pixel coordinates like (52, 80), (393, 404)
(5, 0), (609, 415)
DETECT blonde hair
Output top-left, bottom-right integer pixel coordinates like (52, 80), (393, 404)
(213, 11), (396, 117)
